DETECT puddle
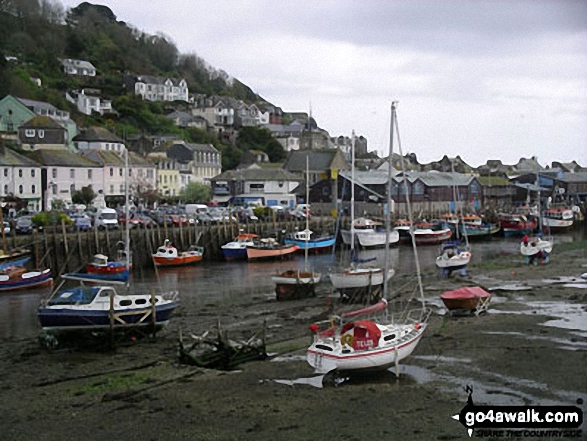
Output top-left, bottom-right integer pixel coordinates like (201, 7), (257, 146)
(270, 354), (307, 363)
(488, 300), (587, 332)
(412, 355), (472, 364)
(563, 283), (587, 289)
(273, 376), (325, 388)
(484, 331), (587, 351)
(489, 284), (531, 291)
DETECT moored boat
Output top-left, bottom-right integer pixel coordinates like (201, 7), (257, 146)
(85, 252), (131, 275)
(0, 257), (52, 292)
(284, 229), (335, 252)
(520, 235), (552, 264)
(435, 241), (471, 275)
(541, 208), (573, 230)
(498, 213), (537, 237)
(152, 239), (203, 267)
(440, 286), (491, 314)
(221, 233), (258, 261)
(246, 238), (298, 260)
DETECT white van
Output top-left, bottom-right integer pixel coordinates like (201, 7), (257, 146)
(95, 207), (119, 229)
(185, 204), (209, 215)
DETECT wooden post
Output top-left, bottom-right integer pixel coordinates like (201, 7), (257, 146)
(94, 224), (99, 253)
(109, 291), (115, 348)
(0, 207), (6, 255)
(33, 228), (39, 268)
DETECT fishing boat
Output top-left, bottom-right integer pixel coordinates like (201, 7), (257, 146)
(435, 242), (471, 276)
(37, 274), (177, 331)
(498, 213), (537, 237)
(341, 218), (399, 248)
(520, 235), (552, 264)
(0, 257), (52, 292)
(440, 286), (491, 315)
(541, 208), (573, 230)
(284, 229), (336, 252)
(85, 247), (131, 275)
(221, 233), (258, 261)
(459, 222), (501, 239)
(329, 131), (393, 297)
(308, 102), (429, 375)
(152, 239), (204, 267)
(272, 156), (322, 300)
(394, 221), (452, 245)
(246, 238), (298, 260)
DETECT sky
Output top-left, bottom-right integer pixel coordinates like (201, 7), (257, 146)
(58, 0), (587, 168)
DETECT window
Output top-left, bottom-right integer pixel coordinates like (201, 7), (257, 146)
(38, 130), (44, 138)
(119, 168), (123, 176)
(31, 169), (35, 178)
(32, 185), (35, 194)
(70, 169), (75, 179)
(88, 169), (92, 179)
(52, 184), (57, 195)
(110, 167), (113, 177)
(25, 129), (35, 137)
(19, 185), (23, 194)
(52, 168), (57, 179)
(3, 185), (7, 194)
(120, 184), (124, 193)
(70, 184), (75, 193)
(18, 169), (23, 178)
(3, 169), (7, 177)
(110, 184), (114, 193)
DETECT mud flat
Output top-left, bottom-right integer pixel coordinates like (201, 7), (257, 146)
(1, 241), (586, 440)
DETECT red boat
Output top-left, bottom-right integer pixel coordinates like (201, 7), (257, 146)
(85, 253), (131, 274)
(246, 238), (299, 260)
(498, 213), (537, 237)
(440, 286), (491, 314)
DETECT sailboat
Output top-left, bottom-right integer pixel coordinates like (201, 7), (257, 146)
(308, 102), (429, 374)
(435, 161), (472, 277)
(329, 131), (393, 298)
(272, 156), (321, 300)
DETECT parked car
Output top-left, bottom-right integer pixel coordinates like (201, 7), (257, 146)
(71, 214), (93, 231)
(15, 216), (34, 234)
(196, 212), (214, 224)
(128, 213), (156, 228)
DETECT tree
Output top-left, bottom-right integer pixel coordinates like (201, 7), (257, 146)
(236, 126), (286, 163)
(71, 185), (95, 205)
(180, 182), (211, 203)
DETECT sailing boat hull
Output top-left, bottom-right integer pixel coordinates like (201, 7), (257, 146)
(329, 268), (394, 290)
(307, 323), (426, 373)
(356, 230), (399, 248)
(272, 270), (321, 301)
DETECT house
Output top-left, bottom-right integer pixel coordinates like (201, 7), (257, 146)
(16, 97), (77, 144)
(61, 58), (96, 76)
(26, 150), (103, 211)
(66, 89), (113, 115)
(0, 144), (42, 212)
(148, 153), (182, 197)
(234, 102), (260, 128)
(551, 161), (584, 173)
(265, 121), (304, 152)
(331, 134), (369, 160)
(73, 126), (125, 152)
(0, 95), (35, 135)
(18, 116), (68, 151)
(126, 75), (189, 102)
(166, 142), (222, 187)
(257, 103), (283, 125)
(557, 172), (587, 203)
(80, 150), (156, 202)
(299, 119), (332, 150)
(165, 111), (209, 130)
(283, 149), (347, 186)
(210, 166), (302, 206)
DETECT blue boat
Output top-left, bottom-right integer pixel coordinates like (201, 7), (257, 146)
(65, 269), (130, 283)
(284, 229), (336, 252)
(0, 257), (53, 292)
(221, 234), (258, 261)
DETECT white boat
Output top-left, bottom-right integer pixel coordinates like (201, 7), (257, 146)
(542, 208), (573, 229)
(341, 218), (398, 247)
(520, 236), (552, 256)
(435, 243), (471, 271)
(310, 102), (429, 375)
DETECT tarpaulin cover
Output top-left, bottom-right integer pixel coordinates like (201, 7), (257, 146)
(440, 286), (491, 300)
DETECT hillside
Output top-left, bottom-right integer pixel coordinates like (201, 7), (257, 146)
(0, 0), (283, 170)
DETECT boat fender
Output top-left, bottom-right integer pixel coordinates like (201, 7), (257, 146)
(415, 323), (421, 330)
(341, 333), (354, 347)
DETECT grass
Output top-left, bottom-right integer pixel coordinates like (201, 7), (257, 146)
(69, 370), (157, 395)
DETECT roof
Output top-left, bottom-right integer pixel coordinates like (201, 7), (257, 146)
(557, 172), (587, 183)
(26, 150), (101, 167)
(283, 149), (347, 172)
(477, 176), (511, 186)
(73, 126), (124, 143)
(213, 168), (302, 182)
(340, 170), (389, 186)
(61, 59), (96, 70)
(414, 172), (475, 187)
(80, 150), (154, 167)
(136, 75), (184, 86)
(0, 146), (41, 167)
(20, 115), (64, 129)
(17, 98), (58, 112)
(183, 143), (218, 153)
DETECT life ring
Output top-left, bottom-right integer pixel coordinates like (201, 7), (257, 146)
(341, 333), (354, 347)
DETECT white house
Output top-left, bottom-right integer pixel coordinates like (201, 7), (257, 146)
(0, 147), (42, 212)
(61, 59), (96, 76)
(27, 150), (104, 211)
(66, 90), (113, 116)
(166, 142), (222, 186)
(73, 126), (126, 152)
(129, 75), (189, 102)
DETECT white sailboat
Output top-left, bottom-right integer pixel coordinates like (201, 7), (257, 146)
(271, 156), (321, 300)
(309, 102), (429, 374)
(329, 131), (393, 293)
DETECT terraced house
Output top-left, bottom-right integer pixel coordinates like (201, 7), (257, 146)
(0, 145), (42, 212)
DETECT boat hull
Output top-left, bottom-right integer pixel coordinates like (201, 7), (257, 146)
(221, 247), (248, 261)
(329, 268), (394, 290)
(356, 230), (399, 248)
(284, 236), (336, 252)
(85, 262), (131, 274)
(246, 244), (299, 260)
(307, 323), (426, 373)
(272, 270), (321, 301)
(0, 269), (53, 292)
(153, 254), (203, 267)
(440, 287), (491, 312)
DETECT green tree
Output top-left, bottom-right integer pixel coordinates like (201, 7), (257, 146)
(71, 185), (96, 205)
(180, 182), (211, 203)
(236, 126), (285, 162)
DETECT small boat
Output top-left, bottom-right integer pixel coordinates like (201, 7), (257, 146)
(498, 213), (537, 237)
(37, 274), (178, 331)
(435, 242), (471, 275)
(541, 208), (573, 230)
(85, 252), (131, 275)
(0, 248), (31, 263)
(152, 239), (203, 267)
(271, 269), (321, 300)
(394, 222), (453, 245)
(341, 218), (399, 248)
(520, 236), (552, 264)
(0, 257), (53, 292)
(461, 214), (483, 226)
(459, 222), (501, 239)
(440, 286), (491, 315)
(246, 238), (298, 260)
(284, 229), (336, 252)
(221, 233), (258, 261)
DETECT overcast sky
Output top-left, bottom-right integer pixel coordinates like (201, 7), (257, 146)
(60, 0), (587, 167)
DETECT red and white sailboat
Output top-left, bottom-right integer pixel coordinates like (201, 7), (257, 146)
(309, 102), (429, 375)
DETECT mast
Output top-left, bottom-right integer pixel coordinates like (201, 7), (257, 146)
(536, 159), (542, 235)
(383, 102), (396, 300)
(124, 147), (130, 286)
(350, 130), (356, 259)
(304, 155), (310, 272)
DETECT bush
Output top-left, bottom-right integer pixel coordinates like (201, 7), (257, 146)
(32, 211), (73, 227)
